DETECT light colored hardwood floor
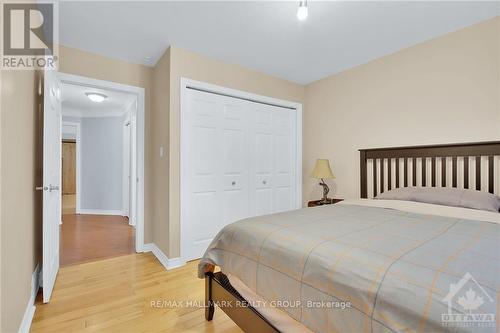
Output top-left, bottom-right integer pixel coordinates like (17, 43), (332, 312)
(60, 214), (135, 266)
(31, 254), (242, 333)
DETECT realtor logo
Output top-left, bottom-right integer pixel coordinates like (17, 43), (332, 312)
(441, 272), (495, 328)
(1, 2), (58, 69)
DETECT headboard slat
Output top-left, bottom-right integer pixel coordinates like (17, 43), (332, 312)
(489, 156), (494, 194)
(464, 156), (469, 189)
(412, 157), (417, 186)
(404, 158), (408, 187)
(422, 157), (427, 187)
(388, 159), (392, 190)
(380, 159), (385, 194)
(359, 141), (500, 198)
(441, 157), (446, 187)
(452, 157), (458, 187)
(431, 157), (436, 187)
(476, 156), (481, 191)
(395, 158), (400, 188)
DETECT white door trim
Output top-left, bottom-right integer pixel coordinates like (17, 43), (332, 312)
(58, 72), (146, 252)
(61, 120), (81, 215)
(179, 77), (303, 263)
(122, 114), (131, 218)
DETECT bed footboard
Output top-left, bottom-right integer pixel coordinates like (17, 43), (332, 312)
(205, 272), (280, 333)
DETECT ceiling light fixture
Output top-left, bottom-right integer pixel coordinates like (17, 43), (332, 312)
(85, 92), (107, 103)
(297, 0), (308, 21)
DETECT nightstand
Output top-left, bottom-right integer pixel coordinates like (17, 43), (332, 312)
(308, 199), (344, 207)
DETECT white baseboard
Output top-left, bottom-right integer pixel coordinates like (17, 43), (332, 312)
(77, 209), (124, 216)
(18, 263), (40, 333)
(143, 243), (185, 270)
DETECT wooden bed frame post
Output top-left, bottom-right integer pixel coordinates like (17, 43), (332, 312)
(205, 272), (215, 321)
(204, 272), (280, 332)
(360, 150), (368, 198)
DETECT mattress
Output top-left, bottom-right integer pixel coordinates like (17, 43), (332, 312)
(199, 199), (500, 333)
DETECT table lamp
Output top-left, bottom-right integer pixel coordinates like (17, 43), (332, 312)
(311, 159), (335, 203)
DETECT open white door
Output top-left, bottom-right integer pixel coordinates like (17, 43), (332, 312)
(42, 69), (62, 303)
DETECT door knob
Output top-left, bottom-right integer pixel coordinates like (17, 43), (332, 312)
(35, 186), (48, 191)
(49, 184), (60, 192)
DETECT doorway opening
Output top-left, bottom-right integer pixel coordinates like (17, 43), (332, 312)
(58, 73), (144, 266)
(61, 122), (79, 216)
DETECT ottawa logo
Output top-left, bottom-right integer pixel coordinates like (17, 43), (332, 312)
(441, 272), (495, 328)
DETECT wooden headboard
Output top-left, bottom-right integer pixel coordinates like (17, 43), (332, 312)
(359, 141), (500, 198)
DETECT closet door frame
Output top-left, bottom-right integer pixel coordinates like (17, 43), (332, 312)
(180, 78), (303, 263)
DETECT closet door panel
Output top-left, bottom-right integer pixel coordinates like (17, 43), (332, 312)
(273, 108), (296, 212)
(255, 188), (273, 215)
(193, 127), (217, 176)
(252, 106), (274, 215)
(274, 187), (293, 212)
(186, 91), (221, 259)
(275, 135), (293, 175)
(255, 133), (273, 173)
(221, 127), (246, 190)
(255, 107), (273, 132)
(220, 100), (249, 227)
(191, 192), (218, 246)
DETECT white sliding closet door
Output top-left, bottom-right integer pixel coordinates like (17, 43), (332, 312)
(249, 105), (274, 216)
(184, 90), (220, 260)
(183, 87), (299, 261)
(249, 104), (296, 216)
(272, 106), (297, 212)
(184, 89), (250, 260)
(220, 97), (250, 229)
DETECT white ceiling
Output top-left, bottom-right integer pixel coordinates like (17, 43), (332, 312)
(59, 1), (499, 84)
(62, 82), (136, 118)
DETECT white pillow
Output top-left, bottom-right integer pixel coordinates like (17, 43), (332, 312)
(375, 187), (500, 213)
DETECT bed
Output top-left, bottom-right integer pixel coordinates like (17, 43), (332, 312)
(199, 141), (500, 333)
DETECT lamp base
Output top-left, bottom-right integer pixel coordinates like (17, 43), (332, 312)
(319, 197), (332, 204)
(318, 179), (330, 204)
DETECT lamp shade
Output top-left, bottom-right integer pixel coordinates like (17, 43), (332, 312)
(310, 159), (335, 179)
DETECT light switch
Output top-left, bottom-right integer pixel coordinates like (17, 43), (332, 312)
(160, 146), (164, 158)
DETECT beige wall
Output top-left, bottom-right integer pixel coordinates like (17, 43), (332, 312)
(1, 69), (42, 333)
(0, 66), (2, 332)
(0, 65), (2, 332)
(58, 46), (155, 243)
(304, 17), (500, 202)
(152, 48), (171, 254)
(167, 46), (306, 257)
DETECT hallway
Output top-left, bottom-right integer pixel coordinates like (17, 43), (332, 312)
(60, 214), (135, 266)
